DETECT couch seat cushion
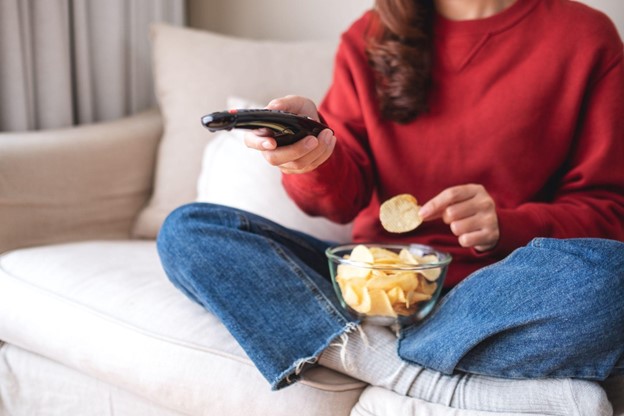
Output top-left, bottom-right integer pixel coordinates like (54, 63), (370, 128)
(0, 240), (365, 416)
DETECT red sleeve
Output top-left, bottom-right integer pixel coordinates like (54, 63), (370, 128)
(281, 14), (376, 224)
(492, 48), (624, 256)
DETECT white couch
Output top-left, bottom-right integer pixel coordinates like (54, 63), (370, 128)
(1, 24), (622, 416)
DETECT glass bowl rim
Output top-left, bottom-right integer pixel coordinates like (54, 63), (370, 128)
(325, 243), (452, 272)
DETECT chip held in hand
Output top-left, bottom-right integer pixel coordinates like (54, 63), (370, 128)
(379, 194), (423, 233)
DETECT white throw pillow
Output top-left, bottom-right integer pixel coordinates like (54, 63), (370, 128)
(196, 97), (352, 243)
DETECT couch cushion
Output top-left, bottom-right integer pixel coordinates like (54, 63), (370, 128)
(0, 109), (161, 253)
(0, 241), (365, 416)
(133, 24), (338, 238)
(0, 343), (186, 416)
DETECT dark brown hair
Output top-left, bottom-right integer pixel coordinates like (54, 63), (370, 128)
(366, 0), (435, 123)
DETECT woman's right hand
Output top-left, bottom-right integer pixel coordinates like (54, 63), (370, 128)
(243, 95), (336, 174)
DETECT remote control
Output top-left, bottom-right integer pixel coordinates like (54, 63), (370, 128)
(201, 109), (332, 147)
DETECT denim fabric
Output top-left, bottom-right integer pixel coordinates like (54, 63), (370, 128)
(157, 203), (357, 389)
(398, 237), (624, 380)
(157, 203), (624, 389)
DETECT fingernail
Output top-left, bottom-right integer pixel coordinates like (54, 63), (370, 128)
(262, 140), (274, 149)
(321, 130), (332, 144)
(304, 136), (318, 149)
(419, 204), (431, 218)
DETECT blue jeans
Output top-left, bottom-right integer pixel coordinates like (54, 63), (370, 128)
(157, 203), (624, 390)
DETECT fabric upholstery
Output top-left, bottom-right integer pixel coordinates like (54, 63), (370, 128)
(0, 110), (162, 254)
(0, 343), (186, 416)
(0, 241), (365, 416)
(132, 24), (338, 238)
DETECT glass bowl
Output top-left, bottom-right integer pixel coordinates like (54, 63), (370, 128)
(326, 243), (452, 326)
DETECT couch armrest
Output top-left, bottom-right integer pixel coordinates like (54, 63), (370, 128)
(0, 109), (163, 254)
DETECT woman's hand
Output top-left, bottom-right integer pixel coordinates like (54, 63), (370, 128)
(419, 184), (500, 252)
(243, 95), (336, 174)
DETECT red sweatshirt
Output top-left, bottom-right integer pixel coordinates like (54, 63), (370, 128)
(282, 0), (624, 286)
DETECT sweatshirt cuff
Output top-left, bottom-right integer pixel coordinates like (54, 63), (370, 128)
(471, 207), (546, 259)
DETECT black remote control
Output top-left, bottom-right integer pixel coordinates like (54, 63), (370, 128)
(201, 109), (332, 147)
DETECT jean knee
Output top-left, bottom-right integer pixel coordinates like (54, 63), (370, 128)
(547, 239), (624, 327)
(157, 204), (233, 306)
(157, 204), (217, 282)
(156, 205), (190, 286)
(157, 203), (194, 257)
(157, 202), (248, 275)
(158, 202), (236, 248)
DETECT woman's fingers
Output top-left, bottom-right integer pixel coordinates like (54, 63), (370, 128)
(280, 132), (336, 174)
(420, 184), (500, 251)
(273, 129), (336, 174)
(243, 95), (334, 173)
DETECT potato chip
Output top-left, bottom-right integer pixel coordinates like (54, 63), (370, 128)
(337, 277), (367, 309)
(399, 248), (420, 265)
(420, 267), (441, 282)
(351, 286), (372, 314)
(368, 271), (419, 292)
(337, 263), (370, 280)
(419, 254), (439, 264)
(366, 271), (413, 292)
(334, 245), (442, 318)
(386, 286), (406, 304)
(379, 194), (423, 233)
(367, 289), (397, 317)
(349, 244), (375, 263)
(393, 302), (419, 316)
(369, 247), (401, 263)
(418, 276), (438, 295)
(337, 244), (374, 279)
(405, 252), (440, 281)
(342, 283), (361, 307)
(406, 290), (432, 307)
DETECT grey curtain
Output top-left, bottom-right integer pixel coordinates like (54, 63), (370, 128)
(0, 0), (184, 132)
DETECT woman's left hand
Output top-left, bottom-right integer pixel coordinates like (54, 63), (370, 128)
(419, 184), (500, 252)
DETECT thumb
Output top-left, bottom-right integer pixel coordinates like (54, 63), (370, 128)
(266, 95), (318, 119)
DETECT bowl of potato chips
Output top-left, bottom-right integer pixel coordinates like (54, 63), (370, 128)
(326, 243), (451, 326)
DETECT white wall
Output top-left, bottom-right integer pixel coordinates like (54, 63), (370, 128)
(187, 0), (372, 40)
(187, 0), (623, 41)
(583, 0), (623, 37)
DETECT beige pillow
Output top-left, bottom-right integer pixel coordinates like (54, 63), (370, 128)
(132, 24), (338, 238)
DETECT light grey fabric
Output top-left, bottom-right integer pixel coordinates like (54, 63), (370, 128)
(320, 323), (614, 416)
(0, 0), (184, 132)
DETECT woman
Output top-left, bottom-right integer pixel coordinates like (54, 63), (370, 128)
(157, 0), (624, 414)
